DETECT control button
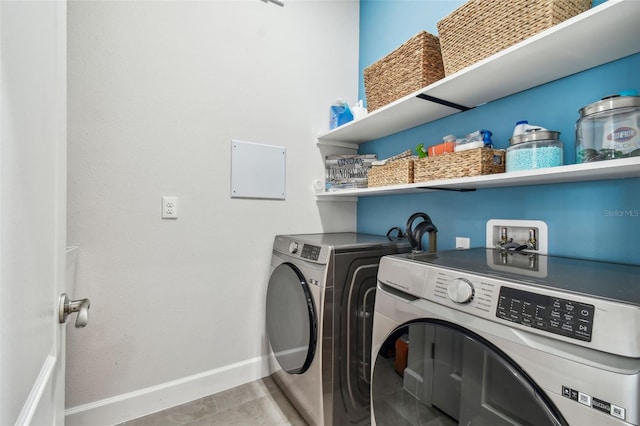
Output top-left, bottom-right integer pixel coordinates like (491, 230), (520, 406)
(577, 323), (590, 333)
(562, 386), (571, 398)
(510, 299), (523, 312)
(561, 322), (574, 333)
(570, 389), (579, 401)
(578, 392), (592, 407)
(611, 404), (626, 420)
(522, 302), (535, 317)
(580, 309), (591, 317)
(447, 278), (475, 304)
(288, 242), (298, 254)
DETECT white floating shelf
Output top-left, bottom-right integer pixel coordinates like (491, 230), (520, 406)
(316, 157), (640, 199)
(317, 0), (640, 145)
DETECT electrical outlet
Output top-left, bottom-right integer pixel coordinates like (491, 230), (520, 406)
(162, 196), (178, 219)
(486, 219), (547, 254)
(456, 237), (470, 249)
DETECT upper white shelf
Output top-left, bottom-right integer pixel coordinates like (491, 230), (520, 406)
(316, 157), (640, 199)
(317, 0), (640, 145)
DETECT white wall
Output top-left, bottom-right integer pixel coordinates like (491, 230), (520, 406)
(66, 1), (359, 424)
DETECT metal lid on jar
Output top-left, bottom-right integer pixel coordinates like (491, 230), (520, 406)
(579, 95), (640, 117)
(509, 130), (560, 145)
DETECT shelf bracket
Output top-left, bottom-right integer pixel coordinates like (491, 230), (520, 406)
(417, 186), (476, 192)
(416, 94), (473, 111)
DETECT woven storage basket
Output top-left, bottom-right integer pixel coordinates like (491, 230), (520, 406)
(364, 31), (445, 112)
(368, 158), (415, 188)
(414, 148), (505, 182)
(437, 0), (591, 76)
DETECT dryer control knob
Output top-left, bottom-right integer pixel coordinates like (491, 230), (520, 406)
(288, 242), (299, 254)
(447, 278), (475, 304)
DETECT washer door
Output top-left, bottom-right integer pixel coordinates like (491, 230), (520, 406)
(266, 262), (317, 375)
(372, 320), (567, 426)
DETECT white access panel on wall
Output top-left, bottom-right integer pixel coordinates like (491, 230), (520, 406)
(231, 140), (286, 199)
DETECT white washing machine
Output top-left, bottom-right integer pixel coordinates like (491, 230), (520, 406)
(371, 248), (640, 426)
(266, 233), (409, 426)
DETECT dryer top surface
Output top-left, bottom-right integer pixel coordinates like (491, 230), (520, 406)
(277, 232), (407, 252)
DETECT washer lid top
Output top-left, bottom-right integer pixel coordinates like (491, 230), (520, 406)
(400, 248), (640, 306)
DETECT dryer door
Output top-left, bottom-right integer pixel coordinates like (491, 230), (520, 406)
(266, 262), (317, 375)
(371, 320), (567, 426)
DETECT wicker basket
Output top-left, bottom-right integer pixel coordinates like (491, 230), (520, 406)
(364, 31), (445, 112)
(437, 0), (592, 76)
(414, 148), (505, 182)
(368, 158), (415, 188)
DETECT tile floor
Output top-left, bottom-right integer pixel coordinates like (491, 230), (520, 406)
(117, 377), (307, 426)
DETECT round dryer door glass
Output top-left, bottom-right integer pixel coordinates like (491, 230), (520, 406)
(372, 321), (567, 426)
(266, 262), (317, 375)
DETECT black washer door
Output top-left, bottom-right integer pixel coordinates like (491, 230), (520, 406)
(266, 262), (317, 375)
(372, 320), (568, 426)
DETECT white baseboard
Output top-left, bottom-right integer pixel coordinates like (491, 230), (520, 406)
(65, 355), (272, 426)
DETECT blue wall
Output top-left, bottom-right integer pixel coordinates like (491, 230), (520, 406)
(357, 1), (639, 265)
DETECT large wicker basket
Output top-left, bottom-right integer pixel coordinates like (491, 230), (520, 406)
(368, 158), (415, 188)
(414, 148), (505, 182)
(437, 0), (592, 76)
(364, 31), (444, 112)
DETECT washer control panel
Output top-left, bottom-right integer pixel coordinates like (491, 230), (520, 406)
(300, 244), (321, 261)
(379, 253), (640, 357)
(433, 271), (596, 343)
(273, 236), (330, 265)
(497, 286), (595, 342)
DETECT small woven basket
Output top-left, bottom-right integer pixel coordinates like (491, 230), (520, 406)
(414, 148), (505, 182)
(368, 158), (415, 188)
(437, 0), (591, 76)
(364, 31), (445, 112)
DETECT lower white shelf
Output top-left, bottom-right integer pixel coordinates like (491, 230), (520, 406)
(316, 157), (640, 199)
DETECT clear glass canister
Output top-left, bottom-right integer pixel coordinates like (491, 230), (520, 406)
(506, 130), (563, 172)
(576, 95), (640, 163)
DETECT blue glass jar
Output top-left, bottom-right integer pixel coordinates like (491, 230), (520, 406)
(506, 130), (563, 172)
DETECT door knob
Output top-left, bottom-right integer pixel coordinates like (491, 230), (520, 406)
(59, 293), (91, 328)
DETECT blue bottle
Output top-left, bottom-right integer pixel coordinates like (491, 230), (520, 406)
(330, 99), (353, 130)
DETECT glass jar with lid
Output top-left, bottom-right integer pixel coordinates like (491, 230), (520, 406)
(506, 130), (563, 172)
(576, 94), (640, 163)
